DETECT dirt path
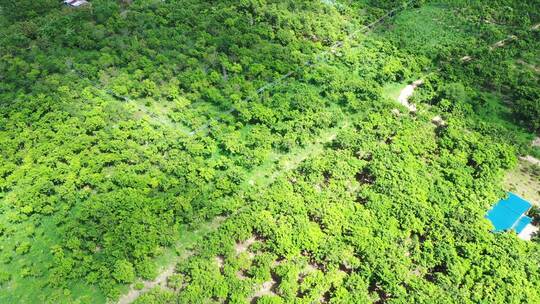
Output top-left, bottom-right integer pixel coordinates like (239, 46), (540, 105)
(490, 35), (517, 50)
(116, 216), (224, 304)
(117, 265), (175, 304)
(504, 158), (540, 206)
(395, 79), (448, 127)
(398, 21), (540, 120)
(397, 79), (422, 112)
(519, 155), (540, 166)
(460, 23), (538, 62)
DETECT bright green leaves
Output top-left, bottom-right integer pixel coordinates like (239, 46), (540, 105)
(112, 259), (136, 284)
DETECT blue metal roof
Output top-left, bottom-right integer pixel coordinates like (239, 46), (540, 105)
(486, 193), (532, 232)
(514, 216), (533, 234)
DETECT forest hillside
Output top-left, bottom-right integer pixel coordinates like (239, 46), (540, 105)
(0, 0), (539, 303)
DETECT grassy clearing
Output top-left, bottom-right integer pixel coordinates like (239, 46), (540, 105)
(381, 80), (409, 102)
(504, 159), (540, 206)
(0, 87), (227, 303)
(245, 120), (349, 189)
(467, 92), (535, 150)
(376, 4), (473, 57)
(378, 3), (539, 208)
(0, 218), (105, 304)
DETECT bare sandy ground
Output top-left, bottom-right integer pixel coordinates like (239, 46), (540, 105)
(520, 155), (540, 166)
(248, 279), (278, 303)
(397, 79), (422, 112)
(235, 237), (256, 255)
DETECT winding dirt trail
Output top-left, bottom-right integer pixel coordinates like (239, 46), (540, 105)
(397, 21), (540, 121)
(394, 80), (446, 126)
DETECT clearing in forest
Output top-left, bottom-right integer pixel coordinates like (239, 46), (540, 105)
(504, 159), (540, 206)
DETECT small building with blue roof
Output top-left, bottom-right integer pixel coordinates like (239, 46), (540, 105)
(486, 192), (535, 239)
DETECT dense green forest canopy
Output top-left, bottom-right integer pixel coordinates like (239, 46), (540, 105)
(0, 0), (539, 303)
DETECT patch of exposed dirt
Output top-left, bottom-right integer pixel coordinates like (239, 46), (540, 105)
(272, 258), (285, 267)
(410, 268), (422, 277)
(520, 155), (540, 166)
(305, 263), (319, 273)
(490, 35), (517, 49)
(517, 60), (540, 73)
(235, 237), (257, 255)
(397, 79), (423, 112)
(431, 115), (446, 127)
(532, 137), (540, 147)
(236, 269), (249, 280)
(248, 279), (278, 303)
(215, 256), (225, 270)
(117, 265), (176, 304)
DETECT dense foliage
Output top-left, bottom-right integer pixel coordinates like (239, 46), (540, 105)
(0, 0), (538, 303)
(381, 0), (540, 138)
(170, 102), (538, 303)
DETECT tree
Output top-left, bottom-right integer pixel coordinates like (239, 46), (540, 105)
(113, 260), (135, 284)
